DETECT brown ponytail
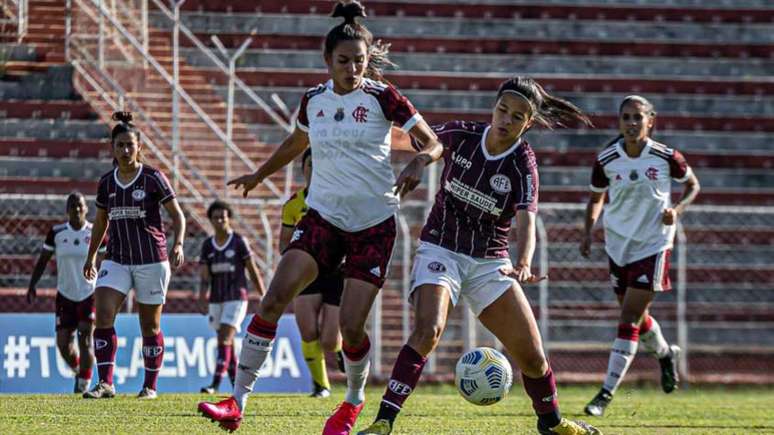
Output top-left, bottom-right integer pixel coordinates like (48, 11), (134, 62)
(496, 77), (593, 129)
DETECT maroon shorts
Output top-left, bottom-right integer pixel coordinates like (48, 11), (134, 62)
(55, 293), (95, 331)
(285, 209), (396, 288)
(609, 249), (672, 295)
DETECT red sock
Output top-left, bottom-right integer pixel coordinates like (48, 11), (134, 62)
(77, 354), (92, 380)
(342, 335), (371, 362)
(213, 344), (232, 387)
(246, 314), (277, 339)
(381, 345), (427, 411)
(639, 315), (654, 334)
(94, 327), (117, 385)
(142, 332), (164, 390)
(522, 367), (561, 425)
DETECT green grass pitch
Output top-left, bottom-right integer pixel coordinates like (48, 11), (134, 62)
(1, 384), (773, 434)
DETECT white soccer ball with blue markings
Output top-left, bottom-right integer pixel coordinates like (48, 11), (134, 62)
(455, 347), (513, 406)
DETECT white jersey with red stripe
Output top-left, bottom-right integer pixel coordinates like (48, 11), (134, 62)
(296, 78), (422, 232)
(590, 138), (692, 266)
(43, 221), (106, 301)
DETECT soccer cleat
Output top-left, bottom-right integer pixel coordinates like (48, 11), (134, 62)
(659, 345), (681, 394)
(137, 387), (158, 399)
(74, 377), (90, 394)
(584, 389), (613, 417)
(201, 385), (216, 395)
(198, 396), (243, 432)
(311, 381), (331, 399)
(322, 401), (365, 435)
(82, 381), (115, 399)
(336, 351), (346, 373)
(356, 419), (392, 435)
(538, 418), (602, 435)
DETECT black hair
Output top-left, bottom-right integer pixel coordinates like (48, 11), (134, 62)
(604, 95), (658, 148)
(325, 1), (395, 82)
(65, 191), (85, 211)
(110, 111), (143, 166)
(302, 148), (312, 167)
(207, 200), (233, 220)
(496, 77), (592, 129)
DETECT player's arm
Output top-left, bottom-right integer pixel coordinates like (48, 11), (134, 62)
(163, 197), (186, 269)
(228, 127), (309, 198)
(511, 210), (540, 283)
(84, 207), (109, 281)
(27, 247), (54, 303)
(581, 191), (606, 258)
(394, 120), (444, 197)
(197, 266), (209, 315)
(664, 170), (700, 225)
(245, 258), (266, 300)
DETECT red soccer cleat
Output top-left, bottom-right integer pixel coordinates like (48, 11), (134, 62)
(198, 396), (243, 432)
(322, 401), (365, 435)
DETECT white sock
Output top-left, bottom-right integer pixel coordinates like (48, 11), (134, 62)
(602, 338), (638, 394)
(343, 352), (370, 406)
(639, 317), (670, 358)
(233, 333), (273, 411)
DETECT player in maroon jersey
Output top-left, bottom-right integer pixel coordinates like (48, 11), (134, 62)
(581, 95), (700, 417)
(198, 200), (266, 394)
(197, 2), (444, 433)
(359, 77), (600, 435)
(81, 112), (186, 400)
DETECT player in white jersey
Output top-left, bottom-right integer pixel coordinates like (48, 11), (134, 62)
(580, 96), (700, 417)
(198, 2), (444, 433)
(27, 192), (106, 393)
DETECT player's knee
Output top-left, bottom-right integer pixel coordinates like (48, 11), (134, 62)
(519, 353), (548, 379)
(320, 335), (339, 353)
(339, 319), (365, 345)
(409, 322), (443, 356)
(298, 327), (319, 343)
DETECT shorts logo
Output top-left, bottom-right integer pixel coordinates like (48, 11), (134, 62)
(610, 274), (618, 288)
(636, 274), (650, 284)
(489, 174), (512, 193)
(95, 339), (108, 350)
(150, 290), (163, 295)
(225, 249), (235, 258)
(290, 229), (303, 243)
(98, 270), (109, 278)
(142, 345), (163, 358)
(132, 189), (146, 201)
(645, 167), (659, 181)
(370, 266), (381, 277)
(388, 379), (412, 396)
(428, 262), (446, 273)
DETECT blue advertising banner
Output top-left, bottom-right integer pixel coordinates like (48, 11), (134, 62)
(0, 313), (310, 394)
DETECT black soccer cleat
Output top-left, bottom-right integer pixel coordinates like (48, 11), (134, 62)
(310, 381), (331, 398)
(659, 345), (681, 394)
(584, 389), (613, 417)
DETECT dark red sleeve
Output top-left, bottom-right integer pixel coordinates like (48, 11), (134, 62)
(296, 93), (310, 132)
(590, 161), (609, 192)
(410, 121), (461, 152)
(377, 84), (420, 131)
(514, 148), (539, 213)
(238, 235), (253, 260)
(95, 177), (109, 209)
(153, 170), (176, 204)
(669, 149), (691, 181)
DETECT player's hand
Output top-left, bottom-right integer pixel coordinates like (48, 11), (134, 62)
(394, 154), (429, 198)
(171, 243), (184, 270)
(499, 265), (547, 284)
(227, 172), (262, 198)
(662, 207), (678, 225)
(26, 286), (36, 303)
(579, 234), (592, 258)
(83, 258), (97, 281)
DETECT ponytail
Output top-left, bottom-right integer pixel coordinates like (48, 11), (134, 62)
(496, 77), (592, 129)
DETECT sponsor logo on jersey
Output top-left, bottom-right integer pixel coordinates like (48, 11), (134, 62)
(334, 107), (345, 122)
(352, 105), (369, 123)
(428, 261), (446, 273)
(524, 174), (534, 203)
(489, 174), (512, 194)
(645, 167), (659, 181)
(211, 262), (236, 274)
(445, 179), (502, 215)
(108, 207), (147, 220)
(225, 249), (235, 258)
(132, 189), (146, 201)
(451, 151), (473, 170)
(388, 379), (412, 396)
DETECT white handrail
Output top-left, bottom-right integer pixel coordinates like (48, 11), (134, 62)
(536, 214), (550, 354)
(676, 222), (689, 381)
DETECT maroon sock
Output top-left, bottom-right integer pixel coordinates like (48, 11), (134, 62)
(78, 355), (92, 380)
(142, 332), (164, 390)
(227, 345), (238, 384)
(380, 345), (427, 413)
(522, 367), (562, 428)
(94, 327), (117, 385)
(213, 344), (232, 387)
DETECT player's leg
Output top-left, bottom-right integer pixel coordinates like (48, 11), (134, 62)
(360, 284), (453, 435)
(137, 302), (163, 399)
(321, 271), (345, 373)
(75, 318), (95, 393)
(208, 323), (237, 393)
(296, 291), (330, 397)
(83, 285), (125, 398)
(55, 294), (80, 372)
(476, 282), (598, 435)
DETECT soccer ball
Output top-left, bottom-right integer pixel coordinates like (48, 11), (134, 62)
(455, 347), (513, 406)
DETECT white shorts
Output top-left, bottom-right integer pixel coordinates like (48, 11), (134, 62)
(208, 300), (248, 332)
(96, 260), (171, 305)
(409, 242), (516, 316)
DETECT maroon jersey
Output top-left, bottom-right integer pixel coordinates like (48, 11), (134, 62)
(413, 121), (539, 258)
(199, 233), (252, 303)
(95, 164), (176, 265)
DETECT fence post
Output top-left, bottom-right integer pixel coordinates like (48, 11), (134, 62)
(170, 0), (186, 192)
(676, 222), (689, 381)
(141, 0), (148, 69)
(98, 0), (105, 68)
(65, 0), (72, 61)
(370, 290), (383, 377)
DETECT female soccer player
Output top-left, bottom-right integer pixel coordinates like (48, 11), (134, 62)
(281, 149), (346, 399)
(197, 2), (444, 432)
(199, 200), (266, 394)
(580, 95), (700, 417)
(82, 111), (186, 400)
(27, 191), (105, 393)
(359, 77), (600, 435)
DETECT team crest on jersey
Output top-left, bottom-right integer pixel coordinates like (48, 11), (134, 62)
(334, 108), (345, 122)
(74, 239), (80, 246)
(489, 174), (512, 194)
(132, 189), (146, 201)
(225, 249), (235, 258)
(645, 167), (659, 180)
(428, 261), (446, 273)
(352, 105), (369, 123)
